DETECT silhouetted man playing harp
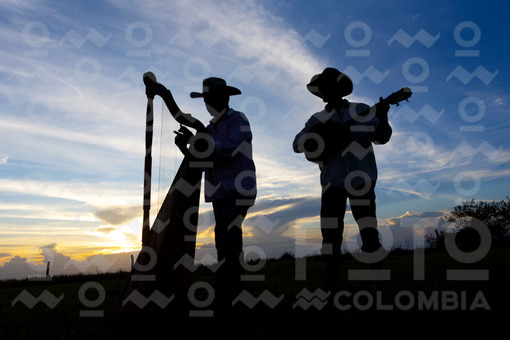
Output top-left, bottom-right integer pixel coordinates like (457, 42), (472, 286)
(145, 76), (257, 308)
(293, 67), (391, 296)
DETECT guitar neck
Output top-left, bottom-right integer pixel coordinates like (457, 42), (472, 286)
(346, 87), (411, 119)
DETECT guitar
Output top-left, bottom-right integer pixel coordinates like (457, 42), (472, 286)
(303, 87), (412, 164)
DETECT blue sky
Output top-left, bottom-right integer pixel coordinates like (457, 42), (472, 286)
(0, 0), (508, 279)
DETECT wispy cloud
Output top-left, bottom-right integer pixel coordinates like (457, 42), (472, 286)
(93, 205), (139, 225)
(0, 178), (140, 207)
(0, 116), (139, 155)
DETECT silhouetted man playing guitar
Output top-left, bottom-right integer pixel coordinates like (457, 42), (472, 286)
(293, 67), (409, 298)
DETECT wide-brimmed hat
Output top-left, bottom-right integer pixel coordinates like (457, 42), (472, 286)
(306, 67), (353, 98)
(190, 77), (241, 98)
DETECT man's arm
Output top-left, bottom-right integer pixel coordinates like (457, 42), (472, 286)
(144, 76), (206, 132)
(293, 116), (320, 153)
(174, 125), (216, 164)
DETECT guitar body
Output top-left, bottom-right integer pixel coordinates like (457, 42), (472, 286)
(115, 157), (202, 314)
(304, 120), (349, 163)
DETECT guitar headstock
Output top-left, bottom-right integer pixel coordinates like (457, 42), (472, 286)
(385, 87), (412, 106)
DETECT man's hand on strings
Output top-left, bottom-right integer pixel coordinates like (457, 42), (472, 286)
(174, 125), (194, 156)
(174, 132), (189, 155)
(177, 125), (193, 142)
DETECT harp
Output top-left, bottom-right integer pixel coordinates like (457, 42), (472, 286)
(115, 72), (206, 314)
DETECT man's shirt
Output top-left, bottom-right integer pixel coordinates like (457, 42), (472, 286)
(205, 109), (257, 202)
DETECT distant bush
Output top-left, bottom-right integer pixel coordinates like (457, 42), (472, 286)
(278, 252), (295, 261)
(426, 198), (510, 250)
(425, 229), (447, 250)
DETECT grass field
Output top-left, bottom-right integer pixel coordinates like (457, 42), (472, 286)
(1, 247), (509, 339)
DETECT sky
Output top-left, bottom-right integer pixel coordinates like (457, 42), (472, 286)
(0, 0), (509, 279)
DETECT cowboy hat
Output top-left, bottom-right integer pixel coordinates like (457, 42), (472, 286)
(306, 67), (353, 98)
(190, 77), (242, 98)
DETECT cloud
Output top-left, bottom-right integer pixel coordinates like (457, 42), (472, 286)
(0, 178), (140, 208)
(194, 197), (453, 258)
(95, 226), (117, 234)
(246, 196), (320, 230)
(0, 206), (454, 280)
(193, 196), (322, 262)
(383, 210), (449, 248)
(94, 205), (139, 225)
(0, 256), (36, 280)
(373, 128), (510, 204)
(110, 0), (326, 113)
(0, 243), (135, 280)
(0, 115), (139, 155)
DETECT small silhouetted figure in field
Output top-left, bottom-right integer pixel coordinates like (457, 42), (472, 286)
(293, 67), (391, 297)
(145, 77), (257, 309)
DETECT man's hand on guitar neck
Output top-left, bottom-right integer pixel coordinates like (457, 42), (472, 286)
(373, 97), (392, 144)
(375, 97), (390, 122)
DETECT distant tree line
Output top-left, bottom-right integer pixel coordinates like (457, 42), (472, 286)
(426, 198), (510, 251)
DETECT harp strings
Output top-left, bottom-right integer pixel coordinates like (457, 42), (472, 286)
(155, 99), (179, 211)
